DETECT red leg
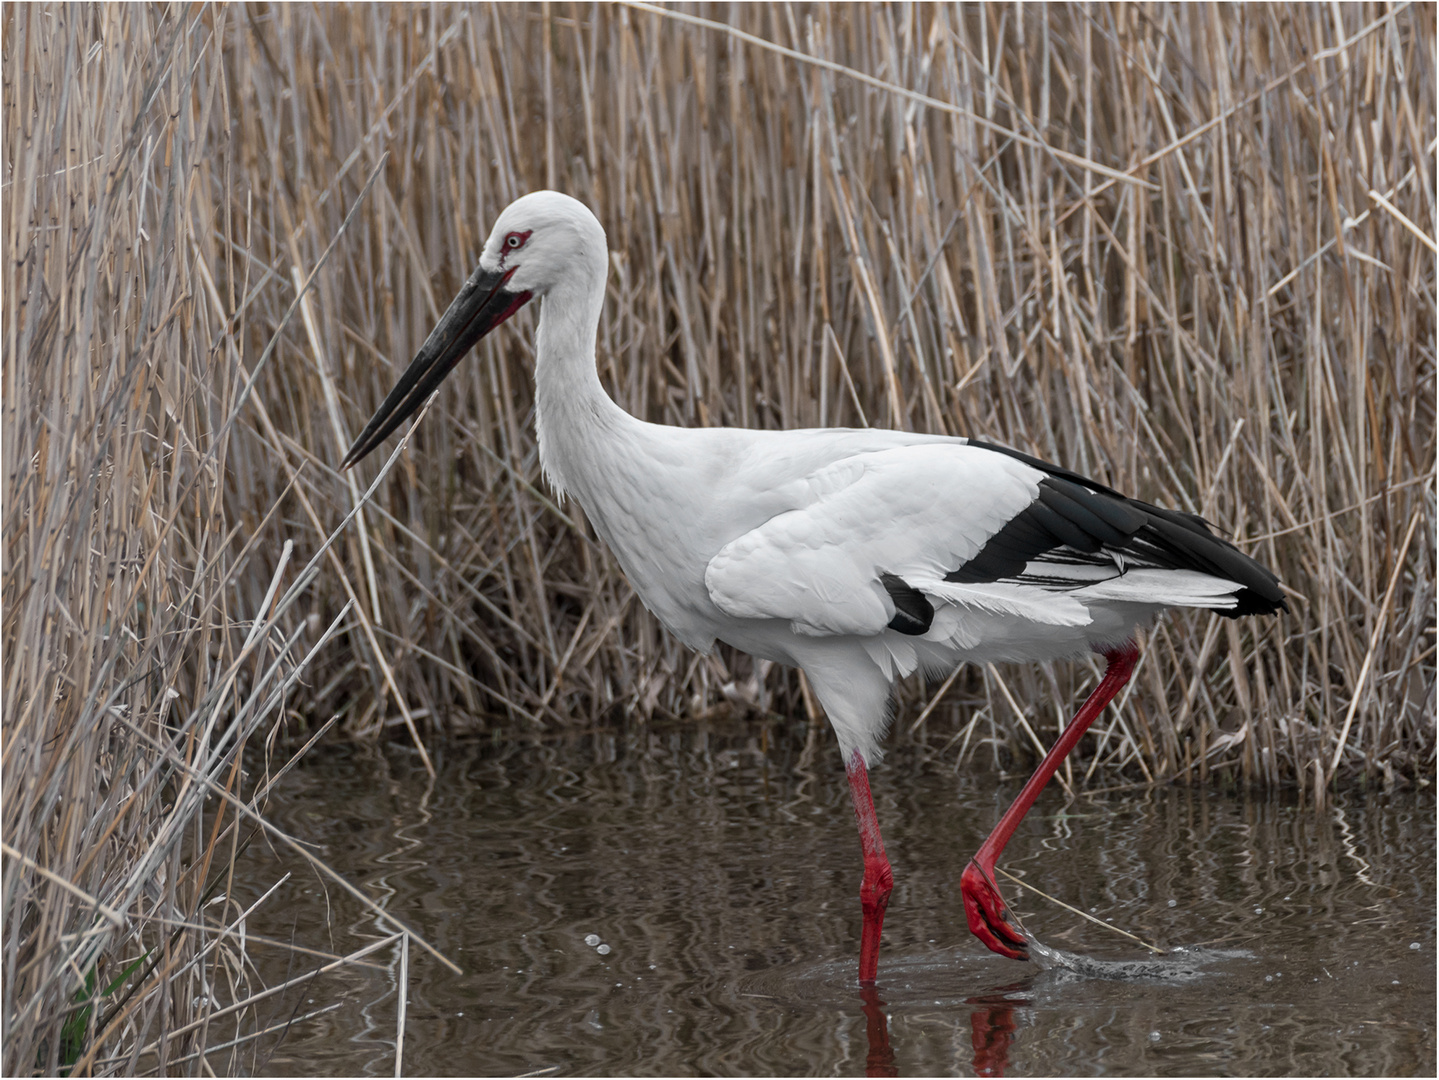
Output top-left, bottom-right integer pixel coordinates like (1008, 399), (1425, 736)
(962, 642), (1140, 960)
(846, 750), (894, 985)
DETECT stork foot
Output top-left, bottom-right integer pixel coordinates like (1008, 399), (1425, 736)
(961, 859), (1029, 960)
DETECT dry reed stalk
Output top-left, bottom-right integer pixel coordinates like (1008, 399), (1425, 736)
(2, 6), (437, 1073)
(3, 2), (1435, 1066)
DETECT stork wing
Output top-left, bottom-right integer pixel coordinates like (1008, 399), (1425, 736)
(703, 438), (1283, 641)
(704, 443), (1074, 637)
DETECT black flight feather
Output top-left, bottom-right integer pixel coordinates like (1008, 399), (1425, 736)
(949, 441), (1287, 617)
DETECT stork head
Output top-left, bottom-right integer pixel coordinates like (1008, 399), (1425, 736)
(341, 191), (605, 468)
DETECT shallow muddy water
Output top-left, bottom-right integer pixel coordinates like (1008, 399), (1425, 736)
(239, 720), (1434, 1076)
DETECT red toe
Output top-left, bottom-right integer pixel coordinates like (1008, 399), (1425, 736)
(961, 861), (1029, 960)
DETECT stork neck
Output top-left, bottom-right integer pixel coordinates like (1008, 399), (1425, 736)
(531, 276), (630, 500)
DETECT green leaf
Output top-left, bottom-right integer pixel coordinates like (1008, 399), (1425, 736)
(56, 952), (150, 1073)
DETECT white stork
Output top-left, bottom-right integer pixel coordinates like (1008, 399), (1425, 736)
(342, 191), (1286, 984)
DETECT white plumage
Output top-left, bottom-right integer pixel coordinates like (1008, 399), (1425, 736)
(343, 191), (1285, 983)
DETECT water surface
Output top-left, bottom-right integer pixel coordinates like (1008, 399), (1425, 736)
(240, 719), (1435, 1076)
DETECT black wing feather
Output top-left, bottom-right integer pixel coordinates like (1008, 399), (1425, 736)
(881, 573), (935, 635)
(950, 441), (1287, 618)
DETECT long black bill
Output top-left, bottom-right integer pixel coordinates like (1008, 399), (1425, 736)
(340, 265), (532, 468)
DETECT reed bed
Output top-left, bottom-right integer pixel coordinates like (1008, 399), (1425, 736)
(3, 2), (1434, 1072)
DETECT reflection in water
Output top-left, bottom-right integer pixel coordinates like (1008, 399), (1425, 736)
(240, 719), (1435, 1076)
(858, 985), (896, 1077)
(965, 987), (1027, 1077)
